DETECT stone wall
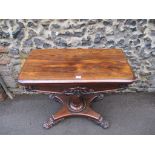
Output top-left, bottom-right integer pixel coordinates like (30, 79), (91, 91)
(0, 19), (155, 94)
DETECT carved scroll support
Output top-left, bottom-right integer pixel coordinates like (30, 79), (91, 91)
(43, 87), (109, 129)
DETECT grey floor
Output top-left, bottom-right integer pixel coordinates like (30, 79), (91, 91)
(0, 93), (155, 135)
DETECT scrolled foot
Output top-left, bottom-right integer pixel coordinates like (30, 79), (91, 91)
(98, 116), (110, 129)
(43, 116), (55, 129)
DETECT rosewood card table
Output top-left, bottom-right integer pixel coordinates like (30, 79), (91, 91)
(18, 48), (135, 129)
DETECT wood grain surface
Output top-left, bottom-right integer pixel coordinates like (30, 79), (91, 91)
(18, 48), (135, 84)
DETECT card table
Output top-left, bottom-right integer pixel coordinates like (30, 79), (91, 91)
(18, 48), (135, 129)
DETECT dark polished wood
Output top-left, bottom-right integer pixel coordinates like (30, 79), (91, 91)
(18, 48), (135, 129)
(18, 48), (135, 83)
(43, 93), (109, 129)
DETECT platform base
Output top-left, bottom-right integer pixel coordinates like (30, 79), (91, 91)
(43, 92), (109, 129)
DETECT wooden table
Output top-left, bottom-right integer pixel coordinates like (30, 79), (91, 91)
(18, 49), (135, 129)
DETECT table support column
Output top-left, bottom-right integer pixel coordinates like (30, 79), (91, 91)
(43, 87), (109, 129)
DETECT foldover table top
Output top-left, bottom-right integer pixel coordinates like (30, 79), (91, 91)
(18, 48), (135, 84)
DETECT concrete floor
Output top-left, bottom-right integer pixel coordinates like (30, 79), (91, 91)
(0, 93), (155, 135)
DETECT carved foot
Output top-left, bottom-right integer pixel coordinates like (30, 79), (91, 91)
(43, 115), (55, 129)
(97, 116), (110, 129)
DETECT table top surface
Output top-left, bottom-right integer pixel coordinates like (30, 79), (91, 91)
(18, 48), (135, 84)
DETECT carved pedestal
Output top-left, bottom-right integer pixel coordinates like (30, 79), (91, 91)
(43, 87), (109, 129)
